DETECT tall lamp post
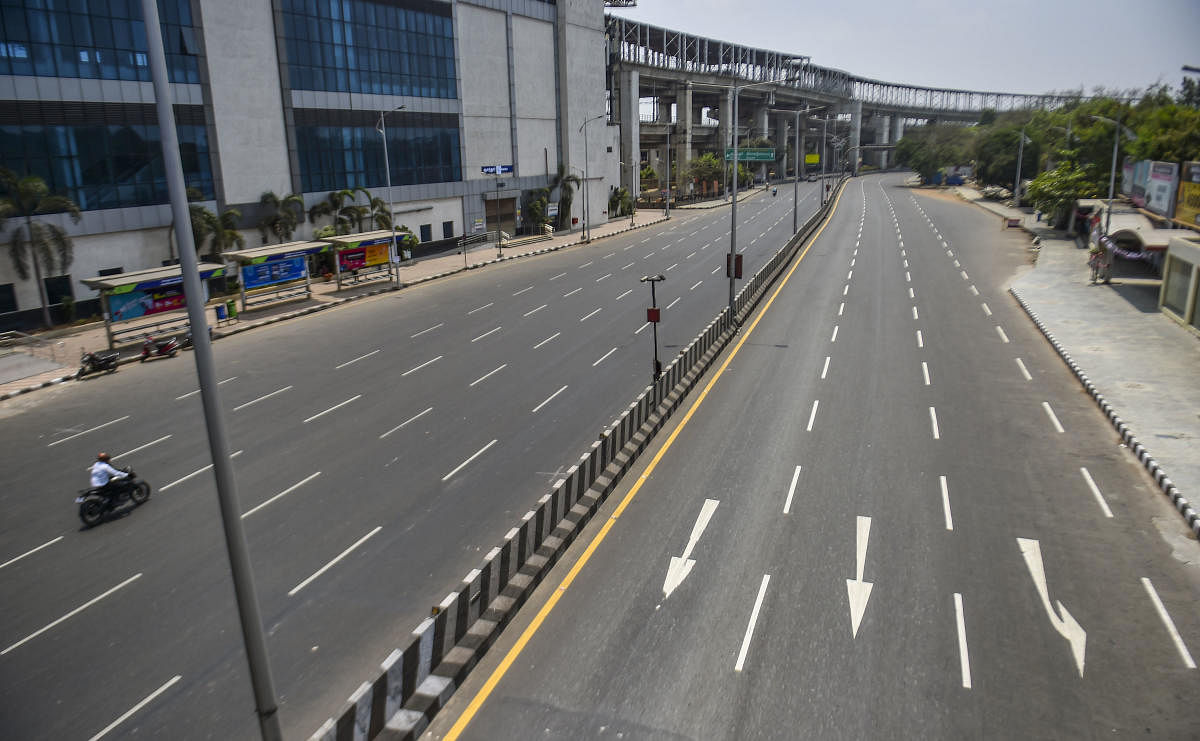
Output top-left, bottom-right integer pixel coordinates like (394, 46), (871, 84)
(640, 274), (665, 400)
(769, 105), (823, 233)
(1013, 124), (1031, 209)
(579, 113), (605, 242)
(619, 161), (637, 227)
(377, 104), (406, 285)
(1089, 114), (1137, 235)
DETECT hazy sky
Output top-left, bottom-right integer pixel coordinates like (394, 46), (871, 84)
(609, 0), (1200, 96)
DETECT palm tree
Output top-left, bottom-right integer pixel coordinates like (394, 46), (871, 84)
(368, 196), (393, 231)
(308, 187), (375, 235)
(257, 191), (304, 244)
(206, 207), (245, 256)
(548, 165), (581, 231)
(0, 167), (82, 327)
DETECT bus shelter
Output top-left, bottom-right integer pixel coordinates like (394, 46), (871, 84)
(222, 240), (331, 312)
(324, 230), (403, 290)
(81, 263), (225, 350)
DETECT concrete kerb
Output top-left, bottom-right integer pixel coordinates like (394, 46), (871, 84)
(1009, 287), (1199, 537)
(311, 180), (850, 741)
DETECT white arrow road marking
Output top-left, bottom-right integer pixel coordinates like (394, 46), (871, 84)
(846, 515), (874, 638)
(1017, 537), (1086, 676)
(663, 499), (719, 599)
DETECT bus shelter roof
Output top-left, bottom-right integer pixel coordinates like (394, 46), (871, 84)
(323, 230), (398, 251)
(81, 263), (226, 293)
(222, 240), (332, 264)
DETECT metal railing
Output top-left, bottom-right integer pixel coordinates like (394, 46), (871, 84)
(0, 330), (63, 364)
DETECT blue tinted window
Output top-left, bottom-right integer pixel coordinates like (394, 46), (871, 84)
(0, 0), (198, 82)
(295, 120), (461, 192)
(281, 0), (456, 99)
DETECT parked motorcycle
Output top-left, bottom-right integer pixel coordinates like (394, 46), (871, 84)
(78, 348), (120, 377)
(76, 467), (151, 527)
(179, 326), (213, 350)
(140, 333), (180, 362)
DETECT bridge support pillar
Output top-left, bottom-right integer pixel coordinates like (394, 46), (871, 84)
(674, 82), (693, 198)
(775, 113), (790, 177)
(877, 115), (890, 170)
(755, 105), (769, 181)
(849, 99), (862, 175)
(619, 68), (640, 204)
(893, 116), (905, 147)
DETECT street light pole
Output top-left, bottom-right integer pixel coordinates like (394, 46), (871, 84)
(664, 123), (671, 218)
(140, 0), (281, 737)
(378, 105), (405, 285)
(579, 113), (604, 242)
(1013, 124), (1028, 209)
(821, 116), (828, 205)
(769, 105), (823, 234)
(1090, 114), (1137, 235)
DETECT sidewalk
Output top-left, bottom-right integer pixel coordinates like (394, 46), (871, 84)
(2, 194), (771, 401)
(951, 186), (1200, 535)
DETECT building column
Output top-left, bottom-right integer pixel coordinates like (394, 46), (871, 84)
(619, 67), (640, 203)
(892, 116), (905, 145)
(675, 82), (693, 196)
(849, 99), (863, 175)
(875, 115), (890, 170)
(755, 105), (769, 180)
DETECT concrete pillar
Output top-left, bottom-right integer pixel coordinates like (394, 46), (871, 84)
(755, 105), (769, 181)
(876, 115), (890, 170)
(775, 113), (790, 177)
(892, 116), (905, 145)
(657, 95), (671, 125)
(619, 68), (640, 202)
(675, 82), (693, 196)
(849, 99), (863, 175)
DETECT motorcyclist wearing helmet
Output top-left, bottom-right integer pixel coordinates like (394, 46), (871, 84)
(90, 452), (128, 499)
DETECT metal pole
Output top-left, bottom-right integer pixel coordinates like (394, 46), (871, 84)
(582, 121), (590, 242)
(380, 111), (398, 284)
(1105, 122), (1119, 235)
(729, 85), (739, 320)
(793, 109), (800, 233)
(650, 280), (659, 381)
(1014, 124), (1026, 209)
(139, 0), (281, 738)
(664, 124), (671, 218)
(821, 117), (828, 205)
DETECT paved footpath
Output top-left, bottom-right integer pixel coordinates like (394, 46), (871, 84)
(0, 188), (767, 400)
(953, 186), (1200, 535)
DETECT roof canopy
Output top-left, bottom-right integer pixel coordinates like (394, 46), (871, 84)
(81, 263), (225, 293)
(222, 240), (331, 264)
(324, 230), (399, 250)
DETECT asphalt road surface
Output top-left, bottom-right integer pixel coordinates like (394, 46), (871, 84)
(0, 183), (823, 738)
(426, 173), (1200, 741)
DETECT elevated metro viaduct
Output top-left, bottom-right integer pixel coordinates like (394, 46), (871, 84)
(604, 15), (1080, 195)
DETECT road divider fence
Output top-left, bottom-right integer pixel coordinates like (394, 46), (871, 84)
(309, 177), (849, 741)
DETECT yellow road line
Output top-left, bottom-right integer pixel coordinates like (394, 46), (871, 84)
(444, 184), (848, 741)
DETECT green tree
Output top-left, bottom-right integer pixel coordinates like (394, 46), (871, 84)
(548, 165), (581, 230)
(205, 207), (245, 256)
(308, 187), (375, 235)
(0, 167), (82, 327)
(1179, 77), (1200, 108)
(257, 191), (304, 244)
(1027, 163), (1094, 227)
(894, 123), (974, 182)
(1127, 104), (1200, 163)
(522, 187), (550, 232)
(608, 186), (632, 217)
(975, 125), (1041, 189)
(686, 152), (724, 186)
(640, 164), (658, 189)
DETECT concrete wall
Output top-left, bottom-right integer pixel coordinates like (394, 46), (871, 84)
(198, 0), (292, 206)
(557, 0), (609, 231)
(512, 15), (558, 180)
(458, 4), (513, 180)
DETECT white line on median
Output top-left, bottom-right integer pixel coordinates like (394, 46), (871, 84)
(922, 361), (931, 386)
(905, 271), (911, 282)
(402, 356), (442, 376)
(930, 407), (941, 439)
(3, 573), (142, 655)
(621, 262), (635, 270)
(1141, 577), (1197, 669)
(288, 526), (382, 597)
(838, 302), (844, 316)
(940, 476), (954, 530)
(563, 287), (582, 297)
(513, 285), (534, 296)
(47, 416), (131, 447)
(593, 348), (618, 366)
(1, 535), (63, 571)
(960, 270), (969, 280)
(534, 333), (560, 349)
(472, 327), (502, 342)
(908, 287), (915, 299)
(969, 285), (979, 296)
(831, 325), (839, 343)
(981, 303), (992, 317)
(1079, 467), (1114, 518)
(532, 385), (568, 413)
(88, 674), (182, 741)
(1042, 402), (1065, 433)
(843, 284), (849, 296)
(616, 289), (633, 300)
(335, 349), (380, 369)
(912, 306), (919, 320)
(1015, 358), (1033, 381)
(233, 386), (292, 412)
(411, 323), (443, 338)
(690, 280), (703, 291)
(734, 574), (771, 671)
(523, 304), (547, 317)
(580, 307), (602, 322)
(954, 593), (972, 689)
(995, 326), (1010, 343)
(666, 263), (679, 271)
(160, 450), (243, 491)
(806, 400), (819, 432)
(304, 394), (360, 423)
(379, 407), (433, 439)
(916, 330), (924, 348)
(783, 465), (802, 514)
(467, 302), (494, 315)
(666, 297), (681, 310)
(596, 273), (612, 282)
(242, 471), (322, 518)
(635, 322), (650, 335)
(442, 440), (498, 481)
(578, 261), (594, 268)
(847, 270), (853, 280)
(821, 356), (830, 380)
(550, 272), (567, 280)
(712, 266), (721, 274)
(470, 364), (507, 387)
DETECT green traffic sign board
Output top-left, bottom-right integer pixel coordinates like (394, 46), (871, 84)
(725, 148), (776, 162)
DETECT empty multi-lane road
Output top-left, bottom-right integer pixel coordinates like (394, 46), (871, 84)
(0, 183), (822, 737)
(429, 173), (1200, 740)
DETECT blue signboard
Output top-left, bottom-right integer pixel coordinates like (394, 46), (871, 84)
(480, 164), (513, 175)
(242, 256), (306, 290)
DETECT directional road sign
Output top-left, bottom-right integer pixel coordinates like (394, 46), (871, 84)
(725, 148), (775, 162)
(481, 164), (514, 175)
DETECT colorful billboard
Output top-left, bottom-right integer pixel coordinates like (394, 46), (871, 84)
(1176, 161), (1200, 227)
(108, 286), (186, 321)
(1130, 159), (1151, 207)
(242, 256), (306, 290)
(1146, 161), (1179, 216)
(338, 243), (389, 271)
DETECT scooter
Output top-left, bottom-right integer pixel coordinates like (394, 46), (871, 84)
(78, 348), (120, 377)
(179, 326), (213, 350)
(140, 333), (179, 362)
(76, 467), (151, 528)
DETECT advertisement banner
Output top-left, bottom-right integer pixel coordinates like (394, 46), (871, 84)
(1131, 159), (1151, 207)
(805, 153), (820, 165)
(1121, 157), (1134, 195)
(108, 286), (186, 321)
(1176, 161), (1200, 227)
(338, 243), (389, 271)
(242, 256), (306, 290)
(1146, 161), (1178, 216)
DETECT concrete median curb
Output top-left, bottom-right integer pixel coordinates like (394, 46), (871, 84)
(1010, 287), (1199, 537)
(307, 176), (851, 741)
